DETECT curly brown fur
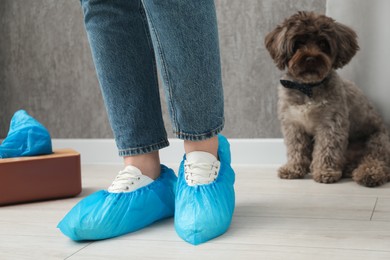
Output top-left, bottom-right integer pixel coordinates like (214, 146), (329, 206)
(265, 11), (390, 187)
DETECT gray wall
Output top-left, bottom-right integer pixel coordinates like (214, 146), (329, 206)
(327, 0), (390, 126)
(0, 0), (325, 139)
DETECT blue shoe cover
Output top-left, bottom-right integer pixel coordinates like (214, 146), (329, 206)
(57, 165), (177, 241)
(0, 110), (52, 158)
(174, 134), (235, 245)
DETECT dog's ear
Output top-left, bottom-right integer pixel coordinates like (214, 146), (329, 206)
(332, 22), (359, 69)
(265, 26), (288, 70)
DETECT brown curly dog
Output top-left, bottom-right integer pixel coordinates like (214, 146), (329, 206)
(265, 11), (390, 187)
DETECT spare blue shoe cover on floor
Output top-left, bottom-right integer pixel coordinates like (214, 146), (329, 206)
(174, 134), (235, 245)
(57, 165), (177, 241)
(0, 110), (52, 158)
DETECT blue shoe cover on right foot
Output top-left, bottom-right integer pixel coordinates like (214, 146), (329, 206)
(174, 135), (235, 245)
(57, 165), (177, 241)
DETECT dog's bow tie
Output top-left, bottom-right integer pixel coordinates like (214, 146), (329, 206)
(280, 78), (328, 98)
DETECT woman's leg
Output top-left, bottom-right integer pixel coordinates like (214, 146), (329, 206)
(141, 0), (224, 146)
(57, 0), (178, 241)
(81, 0), (168, 179)
(141, 0), (234, 245)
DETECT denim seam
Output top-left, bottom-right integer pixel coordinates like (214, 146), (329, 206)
(141, 0), (179, 133)
(139, 2), (154, 52)
(118, 139), (169, 156)
(175, 120), (224, 141)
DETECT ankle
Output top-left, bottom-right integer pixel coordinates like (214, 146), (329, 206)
(123, 151), (161, 180)
(184, 136), (218, 159)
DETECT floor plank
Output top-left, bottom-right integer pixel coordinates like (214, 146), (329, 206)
(67, 240), (390, 260)
(371, 198), (390, 222)
(0, 235), (90, 260)
(235, 193), (377, 220)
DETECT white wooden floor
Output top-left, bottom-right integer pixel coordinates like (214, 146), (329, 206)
(1, 164), (390, 260)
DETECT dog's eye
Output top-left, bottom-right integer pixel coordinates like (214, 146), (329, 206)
(293, 40), (305, 52)
(318, 40), (330, 53)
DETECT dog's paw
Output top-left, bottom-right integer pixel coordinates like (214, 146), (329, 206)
(352, 161), (389, 187)
(312, 170), (342, 184)
(278, 164), (308, 179)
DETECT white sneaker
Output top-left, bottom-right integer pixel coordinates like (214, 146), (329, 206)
(184, 151), (220, 186)
(108, 165), (154, 193)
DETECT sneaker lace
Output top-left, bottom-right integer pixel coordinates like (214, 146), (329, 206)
(184, 161), (220, 185)
(108, 168), (141, 192)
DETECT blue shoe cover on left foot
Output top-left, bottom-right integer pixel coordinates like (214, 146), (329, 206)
(57, 165), (177, 241)
(174, 134), (235, 245)
(0, 110), (52, 158)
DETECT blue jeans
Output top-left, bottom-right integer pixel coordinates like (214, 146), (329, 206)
(80, 0), (224, 156)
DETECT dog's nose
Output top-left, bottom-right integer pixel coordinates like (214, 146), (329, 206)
(305, 57), (316, 64)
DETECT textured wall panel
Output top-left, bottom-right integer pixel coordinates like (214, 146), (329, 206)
(0, 1), (111, 139)
(0, 0), (325, 139)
